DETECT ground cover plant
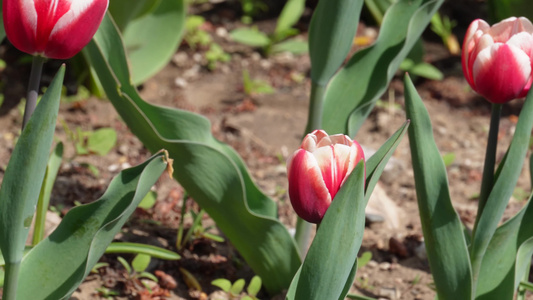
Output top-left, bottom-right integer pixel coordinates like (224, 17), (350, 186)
(1, 0), (533, 299)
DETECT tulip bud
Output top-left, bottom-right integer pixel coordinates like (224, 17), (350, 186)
(3, 0), (109, 59)
(462, 17), (533, 104)
(287, 130), (365, 224)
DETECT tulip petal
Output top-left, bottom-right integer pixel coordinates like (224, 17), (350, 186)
(45, 0), (108, 59)
(288, 150), (331, 223)
(3, 0), (108, 59)
(462, 19), (490, 87)
(313, 145), (339, 198)
(473, 43), (531, 103)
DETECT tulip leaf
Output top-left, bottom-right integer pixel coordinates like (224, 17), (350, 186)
(108, 0), (161, 31)
(471, 85), (533, 295)
(33, 142), (64, 246)
(308, 0), (363, 86)
(0, 65), (64, 266)
(475, 192), (533, 299)
(291, 162), (366, 300)
(321, 0), (444, 136)
(105, 242), (181, 260)
(365, 120), (409, 199)
(118, 0), (185, 85)
(404, 74), (473, 300)
(84, 14), (301, 294)
(15, 152), (168, 299)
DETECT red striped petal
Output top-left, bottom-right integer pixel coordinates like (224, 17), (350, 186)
(473, 43), (531, 103)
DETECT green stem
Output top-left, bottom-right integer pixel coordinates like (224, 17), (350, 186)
(304, 83), (326, 134)
(22, 56), (46, 130)
(294, 82), (326, 257)
(472, 103), (502, 240)
(3, 261), (21, 300)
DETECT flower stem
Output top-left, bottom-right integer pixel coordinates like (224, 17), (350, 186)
(2, 261), (21, 300)
(22, 56), (46, 130)
(294, 82), (326, 257)
(472, 103), (502, 238)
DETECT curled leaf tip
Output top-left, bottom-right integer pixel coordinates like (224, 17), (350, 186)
(161, 149), (174, 178)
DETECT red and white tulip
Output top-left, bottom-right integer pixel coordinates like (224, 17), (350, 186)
(3, 0), (109, 59)
(287, 130), (365, 224)
(462, 17), (533, 103)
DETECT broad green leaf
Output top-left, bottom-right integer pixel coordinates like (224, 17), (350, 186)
(212, 278), (232, 292)
(308, 0), (363, 86)
(87, 128), (117, 156)
(16, 152), (168, 299)
(275, 0), (306, 35)
(132, 254), (151, 273)
(33, 142), (64, 245)
(105, 242), (180, 260)
(271, 39), (309, 55)
(230, 28), (271, 47)
(120, 0), (185, 84)
(108, 0), (161, 31)
(470, 83), (533, 292)
(293, 163), (365, 299)
(404, 74), (472, 300)
(84, 14), (300, 294)
(476, 192), (533, 299)
(0, 65), (64, 265)
(322, 0), (444, 136)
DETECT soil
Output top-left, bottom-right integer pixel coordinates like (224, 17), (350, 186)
(1, 1), (532, 300)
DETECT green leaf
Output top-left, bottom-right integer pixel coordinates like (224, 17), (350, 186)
(117, 256), (132, 274)
(84, 14), (300, 294)
(16, 152), (168, 299)
(105, 242), (180, 260)
(138, 190), (157, 209)
(132, 254), (151, 273)
(308, 0), (363, 85)
(404, 74), (472, 300)
(87, 128), (117, 156)
(230, 28), (271, 47)
(108, 0), (161, 31)
(212, 278), (232, 292)
(364, 121), (409, 199)
(33, 142), (64, 245)
(0, 65), (64, 265)
(231, 278), (246, 295)
(247, 275), (262, 296)
(292, 162), (366, 300)
(271, 39), (309, 55)
(363, 0), (394, 24)
(357, 251), (372, 269)
(403, 61), (444, 81)
(322, 0), (444, 136)
(471, 82), (533, 294)
(119, 0), (185, 84)
(476, 192), (533, 299)
(275, 0), (306, 35)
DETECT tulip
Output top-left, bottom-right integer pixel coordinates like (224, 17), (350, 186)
(287, 130), (365, 224)
(462, 17), (533, 104)
(3, 0), (109, 59)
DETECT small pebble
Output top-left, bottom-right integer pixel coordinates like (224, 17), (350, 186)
(215, 27), (228, 38)
(379, 262), (391, 271)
